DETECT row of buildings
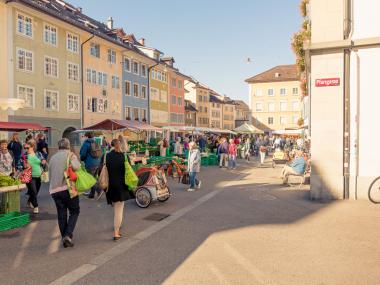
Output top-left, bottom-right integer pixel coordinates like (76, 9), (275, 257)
(0, 0), (250, 145)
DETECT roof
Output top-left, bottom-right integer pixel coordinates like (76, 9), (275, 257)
(0, 121), (47, 132)
(245, 64), (299, 83)
(185, 100), (197, 112)
(209, 94), (224, 104)
(82, 119), (162, 132)
(234, 100), (250, 110)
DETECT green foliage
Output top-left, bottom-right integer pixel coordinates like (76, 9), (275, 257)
(0, 176), (21, 187)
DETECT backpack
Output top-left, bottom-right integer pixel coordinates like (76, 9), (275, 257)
(89, 140), (102, 158)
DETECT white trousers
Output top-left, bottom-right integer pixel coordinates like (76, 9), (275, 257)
(260, 151), (266, 164)
(113, 201), (124, 232)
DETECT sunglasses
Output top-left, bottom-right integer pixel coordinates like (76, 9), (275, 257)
(24, 147), (30, 150)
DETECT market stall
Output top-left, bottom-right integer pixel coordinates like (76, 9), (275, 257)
(233, 123), (264, 135)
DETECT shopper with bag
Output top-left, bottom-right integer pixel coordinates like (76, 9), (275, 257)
(7, 133), (22, 170)
(49, 138), (81, 248)
(24, 139), (46, 214)
(0, 140), (14, 176)
(106, 139), (133, 241)
(80, 132), (102, 199)
(187, 141), (201, 192)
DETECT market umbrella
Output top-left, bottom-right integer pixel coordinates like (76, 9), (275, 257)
(233, 123), (264, 134)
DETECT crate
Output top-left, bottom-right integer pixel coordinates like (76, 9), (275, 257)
(208, 155), (218, 166)
(0, 211), (30, 232)
(0, 191), (21, 214)
(201, 156), (209, 166)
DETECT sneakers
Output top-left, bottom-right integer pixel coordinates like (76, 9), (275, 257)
(62, 236), (74, 248)
(197, 181), (202, 189)
(187, 188), (195, 192)
(33, 207), (39, 214)
(28, 202), (34, 209)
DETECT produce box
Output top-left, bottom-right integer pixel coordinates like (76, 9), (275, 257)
(0, 211), (30, 232)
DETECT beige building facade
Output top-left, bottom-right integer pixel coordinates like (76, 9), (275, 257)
(184, 80), (210, 127)
(222, 98), (235, 130)
(246, 65), (301, 132)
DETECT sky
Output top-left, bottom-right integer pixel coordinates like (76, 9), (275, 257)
(70, 0), (302, 104)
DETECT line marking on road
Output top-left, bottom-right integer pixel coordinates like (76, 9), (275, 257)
(49, 171), (248, 285)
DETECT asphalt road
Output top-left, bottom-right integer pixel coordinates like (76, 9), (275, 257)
(1, 158), (380, 285)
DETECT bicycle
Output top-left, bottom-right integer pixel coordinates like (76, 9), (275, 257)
(368, 176), (380, 203)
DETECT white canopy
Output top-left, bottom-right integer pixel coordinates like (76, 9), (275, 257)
(233, 123), (264, 134)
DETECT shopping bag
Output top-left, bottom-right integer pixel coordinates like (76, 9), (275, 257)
(124, 158), (138, 190)
(19, 167), (32, 184)
(41, 171), (49, 183)
(98, 164), (109, 191)
(75, 166), (97, 193)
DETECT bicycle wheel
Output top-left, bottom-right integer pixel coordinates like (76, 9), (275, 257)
(368, 176), (380, 204)
(135, 187), (152, 208)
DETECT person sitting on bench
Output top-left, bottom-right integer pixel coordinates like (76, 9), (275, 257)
(282, 150), (306, 185)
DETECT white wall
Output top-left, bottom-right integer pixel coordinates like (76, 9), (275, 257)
(352, 0), (380, 40)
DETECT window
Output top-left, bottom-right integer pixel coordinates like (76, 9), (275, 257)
(44, 90), (59, 111)
(141, 109), (147, 120)
(125, 106), (131, 119)
(125, 81), (131, 96)
(178, 96), (183, 106)
(280, 116), (287, 125)
(44, 24), (57, 46)
(132, 61), (139, 75)
(280, 88), (286, 96)
(268, 102), (275, 112)
(133, 108), (139, 120)
(104, 99), (108, 113)
(152, 70), (156, 79)
(67, 62), (79, 81)
(292, 87), (299, 95)
(44, 56), (58, 78)
(17, 13), (33, 37)
(91, 70), (97, 84)
(268, 89), (274, 96)
(16, 48), (33, 72)
(124, 57), (131, 72)
(91, 98), (97, 113)
(256, 89), (263, 97)
(112, 76), (120, 89)
(293, 116), (299, 124)
(256, 103), (263, 112)
(67, 94), (79, 112)
(67, 33), (78, 53)
(178, 81), (183, 89)
(160, 90), (167, 103)
(107, 49), (116, 64)
(97, 72), (102, 85)
(141, 85), (147, 99)
(90, 43), (100, 58)
(198, 95), (202, 102)
(171, 78), (177, 87)
(133, 83), (139, 97)
(292, 101), (299, 111)
(98, 98), (105, 113)
(141, 64), (147, 77)
(17, 85), (34, 108)
(268, 117), (274, 125)
(150, 88), (159, 101)
(199, 106), (203, 112)
(86, 97), (91, 111)
(171, 95), (176, 105)
(205, 107), (208, 113)
(280, 102), (287, 111)
(86, 69), (91, 83)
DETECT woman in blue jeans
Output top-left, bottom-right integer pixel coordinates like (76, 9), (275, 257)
(187, 142), (201, 192)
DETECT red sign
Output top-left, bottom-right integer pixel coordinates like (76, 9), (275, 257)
(315, 78), (340, 87)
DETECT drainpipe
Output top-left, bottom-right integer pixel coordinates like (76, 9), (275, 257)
(80, 32), (95, 128)
(343, 0), (352, 199)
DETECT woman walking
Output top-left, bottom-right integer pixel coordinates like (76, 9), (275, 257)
(187, 142), (201, 192)
(242, 138), (251, 162)
(24, 139), (46, 214)
(106, 139), (133, 240)
(228, 139), (237, 170)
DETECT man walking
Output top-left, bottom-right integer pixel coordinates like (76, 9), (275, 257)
(49, 138), (81, 248)
(80, 132), (102, 198)
(218, 138), (228, 168)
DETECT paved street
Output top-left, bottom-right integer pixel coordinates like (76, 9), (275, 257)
(1, 158), (380, 285)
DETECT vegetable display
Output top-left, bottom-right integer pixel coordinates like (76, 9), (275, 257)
(0, 175), (22, 187)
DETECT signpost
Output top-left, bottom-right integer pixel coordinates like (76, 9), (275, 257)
(315, 78), (340, 87)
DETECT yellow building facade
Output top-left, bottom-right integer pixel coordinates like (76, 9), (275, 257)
(149, 64), (169, 127)
(246, 65), (301, 132)
(222, 100), (236, 130)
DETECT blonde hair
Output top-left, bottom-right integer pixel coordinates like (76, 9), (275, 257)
(26, 139), (36, 148)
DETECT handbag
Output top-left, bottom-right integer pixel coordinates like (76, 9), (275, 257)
(98, 153), (109, 191)
(41, 171), (49, 183)
(181, 172), (190, 185)
(19, 167), (32, 184)
(124, 156), (138, 190)
(75, 166), (97, 193)
(64, 153), (78, 198)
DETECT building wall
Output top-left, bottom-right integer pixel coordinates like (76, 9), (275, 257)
(83, 38), (123, 126)
(0, 2), (10, 123)
(149, 65), (169, 126)
(122, 51), (151, 123)
(222, 103), (235, 130)
(210, 101), (222, 128)
(6, 3), (81, 144)
(168, 72), (185, 126)
(249, 80), (301, 131)
(185, 110), (196, 127)
(196, 88), (210, 127)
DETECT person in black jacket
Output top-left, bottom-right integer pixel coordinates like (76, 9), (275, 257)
(106, 139), (133, 241)
(7, 133), (22, 170)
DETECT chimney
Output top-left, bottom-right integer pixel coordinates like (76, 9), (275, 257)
(107, 16), (114, 30)
(138, 38), (145, 46)
(77, 7), (82, 13)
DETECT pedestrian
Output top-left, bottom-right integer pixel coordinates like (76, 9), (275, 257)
(24, 139), (47, 214)
(48, 138), (81, 248)
(174, 137), (183, 156)
(36, 133), (49, 160)
(79, 132), (102, 199)
(228, 139), (237, 170)
(218, 138), (228, 168)
(187, 141), (201, 192)
(118, 135), (130, 153)
(7, 133), (22, 170)
(198, 135), (206, 153)
(157, 137), (167, 157)
(242, 138), (251, 162)
(282, 150), (307, 185)
(106, 139), (133, 240)
(0, 140), (13, 176)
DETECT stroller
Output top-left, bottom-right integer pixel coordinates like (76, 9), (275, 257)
(134, 165), (170, 208)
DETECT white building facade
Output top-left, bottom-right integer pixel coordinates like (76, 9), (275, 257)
(307, 0), (380, 200)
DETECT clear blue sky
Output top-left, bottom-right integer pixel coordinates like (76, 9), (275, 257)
(70, 0), (302, 104)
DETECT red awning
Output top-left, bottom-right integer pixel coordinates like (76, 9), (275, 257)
(82, 119), (162, 132)
(0, 121), (47, 132)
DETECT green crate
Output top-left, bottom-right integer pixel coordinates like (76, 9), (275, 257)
(208, 155), (218, 166)
(201, 156), (209, 166)
(0, 211), (30, 232)
(0, 191), (21, 214)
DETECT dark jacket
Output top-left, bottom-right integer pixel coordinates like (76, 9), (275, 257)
(80, 138), (101, 169)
